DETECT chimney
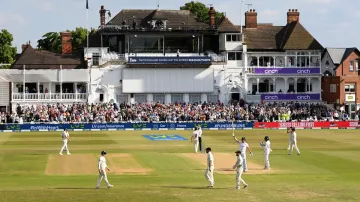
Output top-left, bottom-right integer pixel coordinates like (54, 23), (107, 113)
(21, 41), (30, 52)
(100, 5), (106, 27)
(208, 6), (216, 26)
(61, 32), (72, 55)
(245, 9), (257, 29)
(287, 9), (300, 24)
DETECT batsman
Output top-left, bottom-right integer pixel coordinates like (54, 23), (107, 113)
(232, 119), (253, 172)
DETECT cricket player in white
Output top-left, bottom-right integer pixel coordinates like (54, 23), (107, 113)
(96, 151), (113, 189)
(289, 128), (300, 155)
(232, 136), (253, 172)
(191, 128), (199, 153)
(233, 150), (248, 189)
(59, 129), (71, 155)
(287, 127), (292, 150)
(260, 136), (271, 170)
(205, 147), (214, 187)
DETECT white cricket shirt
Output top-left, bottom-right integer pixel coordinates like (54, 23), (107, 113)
(264, 140), (271, 153)
(239, 142), (249, 154)
(192, 131), (199, 141)
(207, 152), (214, 167)
(234, 155), (243, 168)
(290, 132), (297, 141)
(198, 128), (202, 137)
(61, 131), (69, 141)
(98, 156), (107, 170)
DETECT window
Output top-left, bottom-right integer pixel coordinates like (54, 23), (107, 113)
(93, 53), (100, 66)
(350, 61), (354, 72)
(345, 84), (355, 92)
(99, 94), (104, 102)
(153, 94), (165, 104)
(171, 94), (183, 103)
(189, 94), (201, 104)
(135, 94), (146, 103)
(325, 61), (329, 66)
(330, 84), (336, 93)
(356, 61), (359, 71)
(226, 34), (241, 42)
(116, 94), (128, 104)
(207, 94), (219, 103)
(228, 52), (242, 60)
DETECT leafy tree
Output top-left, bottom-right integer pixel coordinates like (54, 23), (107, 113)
(37, 27), (96, 52)
(180, 1), (224, 23)
(0, 29), (17, 68)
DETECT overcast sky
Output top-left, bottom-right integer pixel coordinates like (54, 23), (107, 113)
(1, 0), (359, 53)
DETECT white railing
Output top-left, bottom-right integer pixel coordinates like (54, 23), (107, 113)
(12, 93), (87, 101)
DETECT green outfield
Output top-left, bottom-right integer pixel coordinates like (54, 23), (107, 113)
(0, 129), (359, 202)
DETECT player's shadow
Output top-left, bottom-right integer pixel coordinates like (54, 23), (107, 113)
(159, 186), (228, 190)
(52, 187), (96, 190)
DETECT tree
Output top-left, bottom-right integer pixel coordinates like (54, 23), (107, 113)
(0, 29), (17, 68)
(37, 32), (61, 53)
(180, 1), (224, 23)
(37, 27), (96, 52)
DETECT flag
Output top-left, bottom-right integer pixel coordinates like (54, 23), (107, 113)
(86, 0), (89, 9)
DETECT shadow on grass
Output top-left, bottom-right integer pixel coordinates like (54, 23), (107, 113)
(51, 187), (97, 190)
(159, 186), (228, 190)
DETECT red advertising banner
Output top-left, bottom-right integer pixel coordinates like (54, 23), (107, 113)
(254, 121), (359, 129)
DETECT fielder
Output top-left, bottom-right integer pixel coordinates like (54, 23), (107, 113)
(288, 128), (300, 155)
(204, 147), (214, 188)
(287, 127), (292, 150)
(191, 128), (199, 153)
(232, 135), (253, 172)
(260, 136), (271, 170)
(59, 129), (71, 155)
(233, 150), (248, 190)
(96, 151), (113, 189)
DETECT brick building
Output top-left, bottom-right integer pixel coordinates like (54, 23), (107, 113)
(321, 48), (360, 118)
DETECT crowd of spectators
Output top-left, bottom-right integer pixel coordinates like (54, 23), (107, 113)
(0, 101), (358, 124)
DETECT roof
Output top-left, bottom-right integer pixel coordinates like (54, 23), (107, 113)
(108, 9), (208, 29)
(325, 47), (360, 65)
(12, 45), (83, 70)
(326, 48), (346, 64)
(243, 21), (323, 51)
(217, 16), (240, 33)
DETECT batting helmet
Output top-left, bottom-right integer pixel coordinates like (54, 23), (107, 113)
(101, 151), (107, 155)
(264, 136), (270, 141)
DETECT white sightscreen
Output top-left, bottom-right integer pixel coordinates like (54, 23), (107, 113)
(122, 68), (214, 93)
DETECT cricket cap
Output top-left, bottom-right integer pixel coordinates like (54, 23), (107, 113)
(101, 151), (107, 155)
(235, 150), (241, 154)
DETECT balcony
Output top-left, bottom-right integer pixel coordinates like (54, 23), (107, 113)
(246, 92), (321, 103)
(247, 66), (321, 75)
(12, 93), (87, 102)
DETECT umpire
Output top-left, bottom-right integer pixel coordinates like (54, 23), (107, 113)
(197, 126), (203, 152)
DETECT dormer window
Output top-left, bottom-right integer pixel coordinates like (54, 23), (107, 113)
(325, 61), (329, 67)
(155, 20), (164, 28)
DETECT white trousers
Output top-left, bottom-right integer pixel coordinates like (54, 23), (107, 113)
(288, 137), (291, 148)
(290, 140), (300, 154)
(204, 166), (214, 186)
(96, 170), (111, 187)
(59, 140), (70, 154)
(241, 153), (247, 171)
(194, 141), (199, 153)
(236, 168), (247, 188)
(264, 152), (270, 169)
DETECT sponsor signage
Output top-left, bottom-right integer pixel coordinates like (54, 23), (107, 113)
(143, 135), (187, 141)
(345, 94), (356, 102)
(254, 67), (320, 74)
(128, 56), (212, 65)
(254, 121), (359, 129)
(261, 93), (321, 101)
(0, 122), (253, 131)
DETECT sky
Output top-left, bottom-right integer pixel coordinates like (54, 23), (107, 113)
(1, 0), (359, 53)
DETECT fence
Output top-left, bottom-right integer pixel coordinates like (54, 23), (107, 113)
(1, 121), (359, 132)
